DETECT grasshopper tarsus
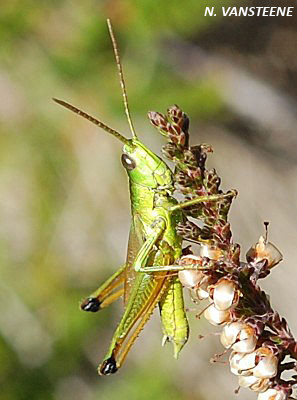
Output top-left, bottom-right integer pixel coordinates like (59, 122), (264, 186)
(99, 356), (118, 375)
(80, 297), (101, 312)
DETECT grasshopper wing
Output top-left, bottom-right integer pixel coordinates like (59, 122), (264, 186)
(124, 214), (145, 304)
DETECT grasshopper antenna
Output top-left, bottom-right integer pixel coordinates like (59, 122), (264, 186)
(107, 19), (137, 139)
(52, 98), (130, 145)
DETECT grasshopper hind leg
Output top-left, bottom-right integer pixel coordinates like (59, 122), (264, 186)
(81, 264), (126, 312)
(98, 274), (169, 375)
(98, 218), (168, 375)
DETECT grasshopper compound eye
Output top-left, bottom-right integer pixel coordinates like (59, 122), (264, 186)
(121, 154), (136, 170)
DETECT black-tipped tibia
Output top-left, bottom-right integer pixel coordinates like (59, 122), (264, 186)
(99, 357), (118, 375)
(80, 297), (101, 312)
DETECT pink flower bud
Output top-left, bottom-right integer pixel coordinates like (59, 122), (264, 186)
(204, 304), (230, 326)
(212, 278), (239, 311)
(246, 236), (282, 269)
(238, 375), (270, 393)
(257, 388), (288, 400)
(221, 322), (257, 353)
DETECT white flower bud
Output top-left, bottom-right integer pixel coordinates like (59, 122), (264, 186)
(200, 244), (223, 260)
(178, 270), (204, 289)
(229, 351), (256, 375)
(197, 276), (211, 300)
(212, 278), (239, 311)
(221, 322), (257, 353)
(232, 326), (257, 353)
(179, 254), (201, 265)
(257, 388), (287, 400)
(197, 287), (209, 300)
(252, 348), (278, 379)
(204, 304), (230, 326)
(246, 236), (282, 269)
(238, 375), (270, 393)
(231, 347), (278, 379)
(238, 374), (258, 387)
(221, 322), (243, 348)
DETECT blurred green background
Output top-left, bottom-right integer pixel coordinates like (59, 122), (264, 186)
(1, 1), (297, 399)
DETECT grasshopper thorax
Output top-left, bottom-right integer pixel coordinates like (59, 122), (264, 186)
(122, 139), (173, 191)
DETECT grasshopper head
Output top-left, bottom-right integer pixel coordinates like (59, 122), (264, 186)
(52, 99), (173, 190)
(122, 139), (173, 190)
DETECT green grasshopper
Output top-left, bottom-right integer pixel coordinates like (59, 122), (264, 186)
(54, 19), (236, 375)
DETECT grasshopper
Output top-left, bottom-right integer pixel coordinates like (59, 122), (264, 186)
(54, 19), (236, 375)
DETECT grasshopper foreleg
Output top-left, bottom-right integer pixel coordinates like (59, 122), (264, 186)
(81, 264), (126, 312)
(133, 217), (167, 272)
(170, 190), (237, 211)
(137, 264), (206, 272)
